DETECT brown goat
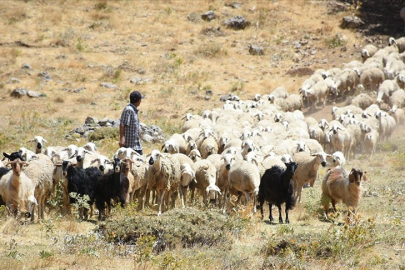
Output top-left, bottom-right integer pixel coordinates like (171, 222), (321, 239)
(321, 167), (367, 222)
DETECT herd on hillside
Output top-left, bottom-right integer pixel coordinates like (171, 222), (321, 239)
(2, 36), (405, 223)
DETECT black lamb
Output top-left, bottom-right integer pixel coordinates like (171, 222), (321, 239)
(94, 158), (129, 220)
(62, 161), (101, 220)
(258, 161), (298, 224)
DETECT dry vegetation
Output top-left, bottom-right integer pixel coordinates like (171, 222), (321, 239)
(0, 0), (405, 269)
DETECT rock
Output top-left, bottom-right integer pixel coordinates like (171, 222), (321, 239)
(38, 71), (52, 81)
(201, 11), (215, 21)
(223, 16), (250, 30)
(11, 88), (28, 98)
(85, 117), (98, 126)
(22, 63), (32, 69)
(100, 82), (117, 88)
(27, 91), (41, 98)
(341, 16), (364, 29)
(10, 77), (20, 83)
(248, 44), (264, 55)
(226, 2), (242, 9)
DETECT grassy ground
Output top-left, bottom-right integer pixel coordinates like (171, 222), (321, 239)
(0, 0), (405, 269)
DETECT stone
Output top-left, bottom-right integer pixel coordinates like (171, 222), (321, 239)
(249, 44), (264, 55)
(27, 91), (41, 98)
(341, 16), (364, 29)
(201, 11), (216, 21)
(224, 16), (250, 30)
(10, 88), (28, 98)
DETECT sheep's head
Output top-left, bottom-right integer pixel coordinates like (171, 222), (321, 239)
(285, 161), (298, 175)
(222, 154), (235, 171)
(312, 152), (328, 167)
(349, 168), (364, 185)
(149, 150), (161, 165)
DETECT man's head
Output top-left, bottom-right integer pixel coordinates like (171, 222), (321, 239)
(130, 91), (142, 104)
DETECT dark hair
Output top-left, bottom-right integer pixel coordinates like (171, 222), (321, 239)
(130, 91), (142, 103)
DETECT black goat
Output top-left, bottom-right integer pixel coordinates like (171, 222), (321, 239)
(94, 158), (129, 220)
(258, 162), (298, 224)
(3, 152), (25, 161)
(62, 161), (101, 220)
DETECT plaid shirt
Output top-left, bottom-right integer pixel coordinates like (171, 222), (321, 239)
(120, 103), (142, 151)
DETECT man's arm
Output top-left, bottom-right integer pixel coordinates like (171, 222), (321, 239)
(119, 123), (125, 147)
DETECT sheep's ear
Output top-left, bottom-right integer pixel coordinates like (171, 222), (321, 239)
(3, 153), (10, 160)
(161, 144), (165, 151)
(90, 159), (98, 165)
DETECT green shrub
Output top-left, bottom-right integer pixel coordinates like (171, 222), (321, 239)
(88, 127), (119, 141)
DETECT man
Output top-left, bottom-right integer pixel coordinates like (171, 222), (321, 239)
(119, 90), (143, 155)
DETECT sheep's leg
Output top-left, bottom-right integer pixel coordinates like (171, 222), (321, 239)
(158, 189), (166, 216)
(277, 204), (283, 224)
(269, 203), (274, 223)
(259, 200), (264, 220)
(285, 206), (290, 224)
(137, 187), (145, 210)
(180, 186), (187, 208)
(222, 187), (229, 214)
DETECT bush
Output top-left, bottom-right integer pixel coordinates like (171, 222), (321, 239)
(88, 127), (119, 141)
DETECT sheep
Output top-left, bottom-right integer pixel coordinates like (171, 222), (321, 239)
(162, 133), (187, 154)
(199, 135), (219, 159)
(18, 147), (38, 162)
(300, 80), (330, 109)
(114, 147), (141, 160)
(361, 44), (378, 61)
(225, 159), (260, 214)
(321, 167), (366, 222)
(269, 86), (288, 99)
(148, 150), (181, 216)
(359, 67), (385, 93)
(292, 151), (329, 203)
(62, 144), (79, 159)
(326, 151), (346, 168)
(348, 93), (373, 110)
(188, 148), (202, 162)
(95, 158), (129, 220)
(375, 110), (396, 141)
(192, 159), (221, 206)
(83, 142), (98, 153)
(285, 94), (303, 112)
(363, 131), (379, 156)
(384, 60), (405, 79)
(89, 154), (113, 174)
(28, 135), (47, 154)
(0, 157), (37, 220)
(328, 124), (353, 160)
(331, 69), (359, 99)
(389, 89), (405, 111)
(258, 161), (298, 224)
(21, 153), (54, 220)
(62, 161), (101, 219)
(389, 107), (405, 125)
(389, 36), (405, 52)
(127, 157), (150, 210)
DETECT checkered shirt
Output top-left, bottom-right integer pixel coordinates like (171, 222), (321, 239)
(120, 103), (142, 151)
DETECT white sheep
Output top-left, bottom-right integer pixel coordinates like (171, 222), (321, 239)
(359, 67), (385, 93)
(199, 135), (219, 159)
(19, 147), (39, 162)
(384, 59), (405, 79)
(28, 135), (47, 154)
(225, 159), (260, 214)
(188, 148), (202, 162)
(148, 150), (181, 216)
(361, 44), (378, 61)
(389, 89), (405, 111)
(389, 36), (405, 52)
(192, 159), (221, 206)
(269, 86), (288, 99)
(292, 151), (329, 203)
(162, 133), (187, 154)
(89, 154), (113, 174)
(326, 151), (346, 168)
(328, 125), (353, 160)
(0, 158), (37, 220)
(83, 142), (98, 152)
(23, 153), (55, 220)
(114, 147), (141, 160)
(389, 107), (405, 125)
(128, 157), (151, 210)
(348, 93), (373, 110)
(375, 110), (396, 141)
(363, 130), (379, 156)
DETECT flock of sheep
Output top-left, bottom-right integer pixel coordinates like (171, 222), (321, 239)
(0, 36), (404, 223)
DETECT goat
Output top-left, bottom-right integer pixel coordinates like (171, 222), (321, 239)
(258, 162), (298, 224)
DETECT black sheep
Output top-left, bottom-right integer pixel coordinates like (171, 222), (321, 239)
(62, 161), (101, 220)
(94, 158), (129, 220)
(258, 162), (298, 224)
